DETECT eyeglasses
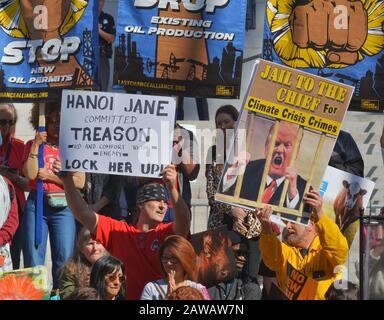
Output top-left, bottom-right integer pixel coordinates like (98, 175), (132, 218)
(160, 256), (179, 264)
(105, 274), (125, 283)
(0, 119), (15, 126)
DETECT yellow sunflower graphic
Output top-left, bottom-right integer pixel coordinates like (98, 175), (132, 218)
(0, 0), (89, 38)
(266, 0), (384, 68)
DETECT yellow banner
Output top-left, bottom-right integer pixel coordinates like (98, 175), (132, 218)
(245, 96), (340, 136)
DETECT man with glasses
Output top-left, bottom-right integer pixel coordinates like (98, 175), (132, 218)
(54, 161), (191, 300)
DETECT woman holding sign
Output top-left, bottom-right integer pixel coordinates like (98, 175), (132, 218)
(21, 102), (85, 296)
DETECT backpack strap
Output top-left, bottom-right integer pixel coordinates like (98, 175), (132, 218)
(152, 280), (167, 300)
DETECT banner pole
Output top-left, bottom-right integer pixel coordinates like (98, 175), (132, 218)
(36, 103), (46, 247)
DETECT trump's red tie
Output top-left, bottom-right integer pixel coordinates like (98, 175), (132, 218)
(262, 179), (277, 204)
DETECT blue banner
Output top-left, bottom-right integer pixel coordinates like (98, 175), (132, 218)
(113, 0), (247, 98)
(262, 0), (384, 113)
(0, 0), (99, 102)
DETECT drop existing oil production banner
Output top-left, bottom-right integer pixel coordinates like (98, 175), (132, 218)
(59, 90), (176, 178)
(114, 0), (247, 98)
(0, 0), (99, 102)
(262, 0), (384, 113)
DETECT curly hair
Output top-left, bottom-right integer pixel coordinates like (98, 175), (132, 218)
(167, 286), (204, 300)
(30, 102), (61, 131)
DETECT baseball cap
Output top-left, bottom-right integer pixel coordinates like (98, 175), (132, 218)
(136, 183), (168, 204)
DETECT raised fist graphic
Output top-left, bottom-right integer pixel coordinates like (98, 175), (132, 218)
(20, 0), (71, 40)
(18, 0), (92, 87)
(289, 0), (368, 65)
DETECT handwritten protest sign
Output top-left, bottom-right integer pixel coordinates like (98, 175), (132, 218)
(215, 59), (354, 224)
(59, 90), (176, 178)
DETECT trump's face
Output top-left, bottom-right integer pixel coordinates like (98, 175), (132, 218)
(265, 123), (299, 179)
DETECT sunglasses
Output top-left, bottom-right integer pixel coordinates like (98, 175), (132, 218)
(0, 119), (15, 126)
(160, 256), (179, 264)
(105, 274), (125, 283)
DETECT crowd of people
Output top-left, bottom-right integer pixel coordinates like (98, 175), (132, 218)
(0, 97), (379, 301)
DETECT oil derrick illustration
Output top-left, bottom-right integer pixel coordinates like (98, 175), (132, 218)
(75, 28), (94, 87)
(262, 38), (273, 61)
(159, 53), (184, 79)
(333, 73), (360, 97)
(114, 33), (128, 81)
(186, 58), (208, 81)
(359, 71), (376, 99)
(205, 57), (222, 83)
(234, 48), (243, 83)
(220, 42), (236, 83)
(156, 7), (208, 81)
(126, 33), (145, 79)
(374, 55), (384, 98)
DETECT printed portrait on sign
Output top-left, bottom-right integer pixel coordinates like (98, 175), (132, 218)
(190, 227), (236, 288)
(217, 114), (335, 224)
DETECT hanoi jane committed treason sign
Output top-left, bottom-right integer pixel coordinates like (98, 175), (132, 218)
(215, 60), (354, 224)
(0, 0), (99, 102)
(59, 90), (176, 178)
(113, 0), (247, 98)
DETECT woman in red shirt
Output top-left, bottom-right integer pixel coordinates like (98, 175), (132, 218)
(0, 103), (29, 269)
(22, 102), (85, 295)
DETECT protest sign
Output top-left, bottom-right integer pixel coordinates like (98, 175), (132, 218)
(215, 59), (354, 224)
(190, 227), (236, 288)
(0, 265), (49, 300)
(320, 165), (375, 247)
(262, 0), (384, 113)
(59, 90), (176, 178)
(113, 0), (247, 98)
(0, 1), (98, 102)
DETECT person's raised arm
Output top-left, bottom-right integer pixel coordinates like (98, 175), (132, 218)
(256, 206), (285, 271)
(52, 158), (97, 233)
(304, 190), (348, 267)
(162, 164), (190, 237)
(23, 132), (46, 180)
